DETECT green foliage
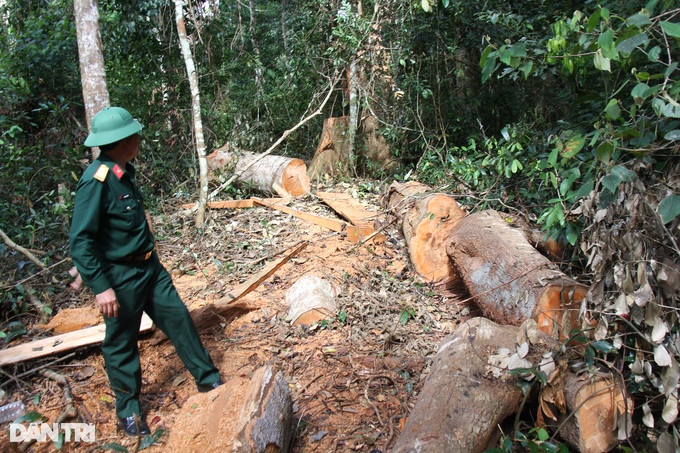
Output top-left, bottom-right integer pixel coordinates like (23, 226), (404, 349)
(485, 427), (570, 453)
(399, 306), (416, 325)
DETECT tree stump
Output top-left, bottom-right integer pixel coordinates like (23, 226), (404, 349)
(385, 181), (466, 285)
(391, 317), (527, 453)
(360, 115), (396, 169)
(307, 116), (350, 180)
(446, 210), (588, 339)
(166, 364), (293, 453)
(207, 146), (310, 196)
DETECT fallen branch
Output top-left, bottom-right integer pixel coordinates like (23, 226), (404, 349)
(0, 228), (45, 269)
(1, 258), (70, 291)
(23, 284), (50, 323)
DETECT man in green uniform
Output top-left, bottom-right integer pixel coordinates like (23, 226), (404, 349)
(69, 106), (223, 436)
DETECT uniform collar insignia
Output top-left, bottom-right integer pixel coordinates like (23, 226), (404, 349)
(112, 164), (125, 180)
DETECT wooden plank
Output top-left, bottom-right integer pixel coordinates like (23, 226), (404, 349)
(316, 192), (386, 244)
(0, 313), (154, 367)
(179, 198), (286, 210)
(252, 198), (347, 232)
(217, 241), (308, 306)
(252, 197), (383, 244)
(316, 191), (375, 225)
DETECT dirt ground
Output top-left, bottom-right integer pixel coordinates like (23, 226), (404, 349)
(0, 182), (470, 452)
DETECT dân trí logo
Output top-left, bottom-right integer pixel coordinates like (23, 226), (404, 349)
(9, 422), (96, 443)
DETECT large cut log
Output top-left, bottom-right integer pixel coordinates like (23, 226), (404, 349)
(545, 371), (633, 453)
(391, 317), (528, 453)
(207, 145), (310, 197)
(447, 210), (588, 339)
(307, 116), (350, 180)
(166, 364), (293, 453)
(392, 317), (631, 453)
(385, 181), (466, 285)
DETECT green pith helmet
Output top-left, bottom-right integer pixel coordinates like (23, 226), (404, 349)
(84, 106), (143, 147)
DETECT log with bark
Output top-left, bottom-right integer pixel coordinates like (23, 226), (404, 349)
(384, 181), (466, 286)
(540, 369), (633, 453)
(391, 317), (632, 453)
(446, 210), (588, 339)
(207, 145), (310, 197)
(285, 274), (337, 325)
(391, 317), (532, 453)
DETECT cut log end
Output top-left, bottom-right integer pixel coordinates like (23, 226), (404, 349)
(559, 373), (633, 453)
(535, 285), (588, 339)
(281, 159), (311, 196)
(408, 194), (466, 283)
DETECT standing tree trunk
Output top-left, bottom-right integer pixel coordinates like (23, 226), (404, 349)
(174, 0), (209, 226)
(248, 0), (265, 100)
(280, 0), (290, 71)
(347, 61), (358, 173)
(73, 0), (109, 159)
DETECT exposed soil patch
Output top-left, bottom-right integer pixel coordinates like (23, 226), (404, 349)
(0, 182), (470, 452)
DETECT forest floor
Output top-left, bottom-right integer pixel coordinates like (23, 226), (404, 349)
(0, 180), (472, 452)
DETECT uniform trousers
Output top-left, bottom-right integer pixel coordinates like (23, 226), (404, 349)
(101, 252), (220, 418)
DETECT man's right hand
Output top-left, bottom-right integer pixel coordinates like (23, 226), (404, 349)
(96, 288), (120, 318)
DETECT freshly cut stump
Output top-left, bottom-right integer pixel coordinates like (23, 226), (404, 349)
(166, 364), (293, 453)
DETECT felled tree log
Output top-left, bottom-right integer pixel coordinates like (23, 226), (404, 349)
(391, 317), (528, 453)
(166, 364), (293, 453)
(385, 181), (466, 285)
(207, 145), (310, 196)
(447, 210), (588, 339)
(553, 372), (633, 453)
(307, 116), (350, 180)
(502, 212), (566, 260)
(285, 274), (337, 325)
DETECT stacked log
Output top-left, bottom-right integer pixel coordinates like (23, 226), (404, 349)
(384, 185), (630, 452)
(391, 317), (528, 453)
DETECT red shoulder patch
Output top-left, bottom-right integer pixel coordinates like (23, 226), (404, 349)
(112, 164), (125, 180)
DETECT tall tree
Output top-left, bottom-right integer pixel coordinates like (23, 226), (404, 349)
(73, 0), (109, 157)
(174, 0), (209, 226)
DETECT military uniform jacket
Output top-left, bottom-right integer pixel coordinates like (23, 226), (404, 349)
(69, 154), (155, 295)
